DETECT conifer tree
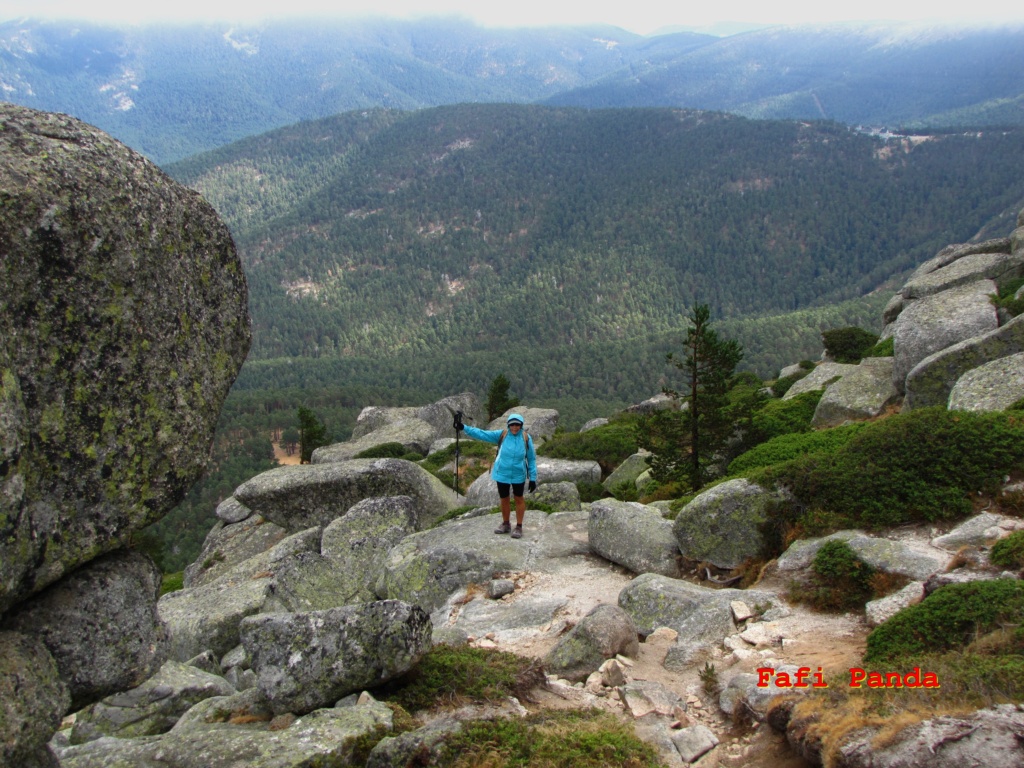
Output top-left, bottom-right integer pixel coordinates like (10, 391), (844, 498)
(297, 406), (329, 463)
(486, 374), (520, 421)
(639, 304), (743, 491)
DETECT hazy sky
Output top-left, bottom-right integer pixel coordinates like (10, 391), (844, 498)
(3, 0), (1023, 34)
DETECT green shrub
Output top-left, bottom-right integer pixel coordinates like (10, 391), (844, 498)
(537, 417), (639, 477)
(801, 540), (875, 611)
(379, 644), (544, 713)
(576, 480), (608, 503)
(992, 277), (1024, 319)
(354, 442), (424, 460)
(609, 479), (640, 502)
(160, 572), (184, 596)
(770, 371), (807, 397)
(864, 335), (894, 358)
(728, 422), (864, 476)
(865, 579), (1024, 662)
(749, 390), (824, 442)
(419, 441), (495, 472)
(757, 408), (1024, 528)
(991, 531), (1024, 569)
(821, 326), (880, 364)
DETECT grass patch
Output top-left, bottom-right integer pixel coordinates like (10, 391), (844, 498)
(378, 645), (545, 713)
(728, 422), (864, 476)
(748, 390), (823, 443)
(160, 571), (184, 595)
(439, 709), (662, 768)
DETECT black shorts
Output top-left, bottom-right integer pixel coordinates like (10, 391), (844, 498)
(496, 481), (525, 499)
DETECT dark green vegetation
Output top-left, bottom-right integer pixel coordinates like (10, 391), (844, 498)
(438, 710), (662, 768)
(794, 540), (883, 612)
(990, 531), (1024, 570)
(537, 416), (639, 476)
(821, 327), (881, 364)
(5, 18), (1024, 163)
(747, 408), (1024, 529)
(379, 644), (544, 713)
(992, 277), (1024, 319)
(637, 304), (743, 491)
(866, 580), (1024, 662)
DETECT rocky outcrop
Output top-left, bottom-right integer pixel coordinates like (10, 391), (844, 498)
(183, 514), (289, 589)
(234, 458), (460, 532)
(1, 550), (167, 712)
(810, 357), (900, 428)
(948, 351), (1024, 411)
(239, 601), (431, 715)
(672, 479), (778, 569)
(602, 452), (651, 491)
(902, 313), (1024, 409)
(464, 457), (600, 506)
(374, 514), (536, 613)
(932, 512), (1024, 550)
(782, 362), (858, 400)
(588, 499), (681, 577)
(0, 104), (250, 616)
(56, 699), (397, 768)
(891, 279), (999, 390)
(69, 661), (236, 743)
(0, 631), (69, 768)
(543, 604), (639, 682)
(775, 530), (950, 580)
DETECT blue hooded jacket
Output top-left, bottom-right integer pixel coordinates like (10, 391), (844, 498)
(463, 413), (538, 484)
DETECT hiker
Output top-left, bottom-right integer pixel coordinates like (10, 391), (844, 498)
(456, 413), (537, 539)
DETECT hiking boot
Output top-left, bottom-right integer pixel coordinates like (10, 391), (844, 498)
(511, 525), (523, 539)
(494, 521), (512, 534)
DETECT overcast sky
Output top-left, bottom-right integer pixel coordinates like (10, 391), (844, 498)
(3, 0), (1023, 34)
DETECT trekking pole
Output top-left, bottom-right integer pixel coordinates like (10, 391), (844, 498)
(445, 406), (472, 497)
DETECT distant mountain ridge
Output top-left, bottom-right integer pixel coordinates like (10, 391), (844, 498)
(2, 17), (1022, 163)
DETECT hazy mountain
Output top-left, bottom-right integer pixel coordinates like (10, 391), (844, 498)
(3, 17), (1022, 163)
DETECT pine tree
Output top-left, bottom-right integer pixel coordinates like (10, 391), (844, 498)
(486, 374), (520, 421)
(297, 406), (329, 464)
(639, 304), (743, 491)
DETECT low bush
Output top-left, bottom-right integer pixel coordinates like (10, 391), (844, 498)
(770, 371), (807, 397)
(749, 390), (824, 442)
(727, 422), (864, 476)
(991, 531), (1024, 569)
(864, 335), (894, 358)
(537, 416), (639, 477)
(799, 540), (876, 611)
(992, 277), (1024, 319)
(754, 408), (1024, 528)
(438, 709), (661, 768)
(865, 579), (1024, 662)
(378, 644), (545, 713)
(354, 441), (425, 460)
(822, 326), (880, 364)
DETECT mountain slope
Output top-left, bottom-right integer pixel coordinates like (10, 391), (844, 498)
(166, 105), (1024, 375)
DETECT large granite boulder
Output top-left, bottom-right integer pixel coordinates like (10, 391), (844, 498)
(1, 550), (167, 712)
(782, 362), (858, 400)
(903, 313), (1024, 410)
(486, 407), (560, 440)
(183, 514), (288, 589)
(234, 458), (461, 532)
(55, 700), (397, 768)
(775, 531), (949, 580)
(811, 357), (900, 428)
(672, 479), (778, 569)
(948, 351), (1024, 412)
(351, 393), (483, 440)
(543, 604), (640, 682)
(900, 248), (1023, 301)
(932, 512), (1024, 550)
(374, 514), (538, 613)
(891, 279), (999, 391)
(240, 601), (431, 715)
(159, 527), (322, 661)
(618, 573), (781, 670)
(318, 496), (420, 605)
(0, 631), (69, 768)
(0, 104), (250, 615)
(602, 452), (652, 491)
(588, 499), (680, 577)
(68, 660), (235, 744)
(314, 417), (440, 461)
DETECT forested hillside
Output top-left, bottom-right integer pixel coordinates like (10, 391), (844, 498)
(168, 105), (1024, 371)
(2, 18), (1022, 163)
